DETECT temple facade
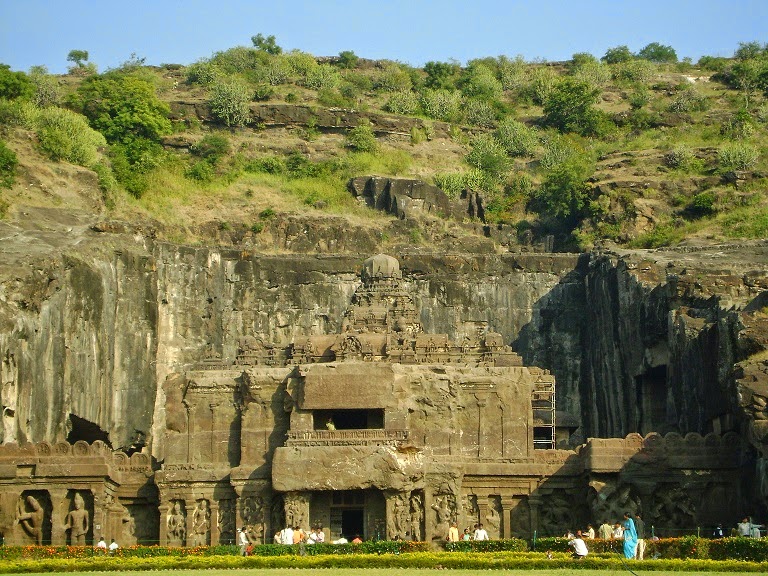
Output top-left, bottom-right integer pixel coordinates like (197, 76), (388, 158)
(0, 254), (749, 545)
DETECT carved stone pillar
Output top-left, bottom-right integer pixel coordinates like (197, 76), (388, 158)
(209, 500), (220, 545)
(477, 495), (488, 535)
(475, 393), (489, 459)
(422, 486), (434, 542)
(158, 503), (169, 546)
(185, 499), (197, 547)
(500, 497), (516, 539)
(528, 495), (541, 537)
(49, 489), (68, 546)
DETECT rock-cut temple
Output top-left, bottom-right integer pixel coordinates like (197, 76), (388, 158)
(0, 254), (746, 545)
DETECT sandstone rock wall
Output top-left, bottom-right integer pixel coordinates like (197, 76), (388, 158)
(2, 235), (767, 471)
(0, 247), (157, 449)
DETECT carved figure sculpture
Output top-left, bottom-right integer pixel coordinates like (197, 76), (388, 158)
(389, 493), (409, 540)
(243, 496), (265, 544)
(409, 492), (423, 541)
(463, 494), (478, 527)
(191, 499), (211, 546)
(218, 499), (236, 545)
(431, 496), (453, 541)
(539, 493), (572, 536)
(167, 501), (186, 546)
(16, 495), (44, 545)
(64, 492), (89, 545)
(486, 497), (501, 539)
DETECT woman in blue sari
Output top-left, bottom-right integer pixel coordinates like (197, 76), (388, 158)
(622, 512), (638, 559)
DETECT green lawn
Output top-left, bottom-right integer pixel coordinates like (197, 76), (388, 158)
(12, 570), (765, 576)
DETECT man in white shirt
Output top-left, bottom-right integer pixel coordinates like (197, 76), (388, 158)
(569, 530), (588, 559)
(108, 539), (119, 555)
(96, 536), (107, 553)
(279, 525), (294, 545)
(237, 528), (250, 555)
(473, 523), (489, 541)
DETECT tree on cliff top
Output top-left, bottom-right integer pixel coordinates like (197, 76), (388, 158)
(637, 42), (678, 63)
(251, 33), (282, 55)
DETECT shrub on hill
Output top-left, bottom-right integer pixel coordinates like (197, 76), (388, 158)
(209, 79), (252, 127)
(34, 106), (106, 166)
(543, 78), (612, 137)
(344, 122), (378, 153)
(0, 139), (17, 189)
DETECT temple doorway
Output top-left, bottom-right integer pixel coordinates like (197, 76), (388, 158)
(310, 489), (385, 541)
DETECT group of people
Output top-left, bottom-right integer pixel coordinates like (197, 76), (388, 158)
(95, 536), (119, 555)
(446, 522), (490, 542)
(567, 512), (646, 560)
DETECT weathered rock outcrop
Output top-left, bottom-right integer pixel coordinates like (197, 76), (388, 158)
(348, 176), (485, 222)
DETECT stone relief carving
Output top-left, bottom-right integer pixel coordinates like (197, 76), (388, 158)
(486, 496), (501, 539)
(462, 494), (478, 527)
(64, 492), (90, 545)
(648, 485), (696, 529)
(242, 496), (265, 544)
(430, 494), (455, 541)
(539, 492), (573, 536)
(191, 499), (211, 546)
(16, 494), (45, 545)
(167, 500), (186, 546)
(217, 499), (236, 545)
(409, 491), (423, 541)
(284, 492), (309, 528)
(588, 481), (639, 523)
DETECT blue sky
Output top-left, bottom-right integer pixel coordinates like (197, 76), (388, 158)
(1, 0), (765, 73)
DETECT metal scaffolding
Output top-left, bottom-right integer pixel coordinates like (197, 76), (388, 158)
(532, 375), (555, 450)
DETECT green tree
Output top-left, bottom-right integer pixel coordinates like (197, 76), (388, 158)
(69, 73), (171, 144)
(601, 45), (633, 64)
(465, 133), (510, 184)
(459, 63), (503, 100)
(735, 41), (765, 61)
(637, 42), (678, 63)
(66, 49), (89, 67)
(69, 72), (171, 197)
(730, 58), (768, 108)
(569, 52), (598, 70)
(337, 50), (359, 69)
(543, 78), (609, 136)
(530, 154), (594, 223)
(495, 118), (538, 157)
(251, 33), (282, 55)
(0, 64), (33, 100)
(424, 61), (460, 90)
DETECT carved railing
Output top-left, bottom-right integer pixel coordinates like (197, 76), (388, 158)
(285, 429), (408, 447)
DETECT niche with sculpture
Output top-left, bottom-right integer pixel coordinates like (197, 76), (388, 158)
(16, 492), (52, 545)
(166, 500), (187, 547)
(64, 491), (92, 545)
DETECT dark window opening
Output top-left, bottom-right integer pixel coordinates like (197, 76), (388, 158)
(314, 409), (384, 430)
(341, 509), (364, 540)
(66, 414), (112, 447)
(637, 365), (667, 435)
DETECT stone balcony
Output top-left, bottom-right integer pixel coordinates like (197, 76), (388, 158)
(285, 429), (408, 447)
